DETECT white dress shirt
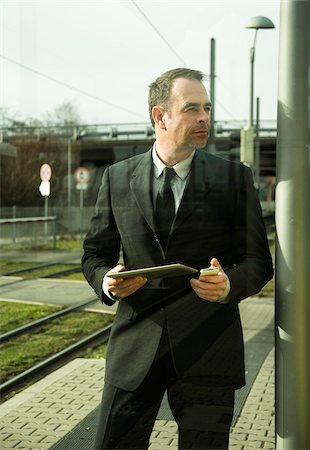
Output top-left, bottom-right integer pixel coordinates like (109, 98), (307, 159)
(152, 146), (195, 213)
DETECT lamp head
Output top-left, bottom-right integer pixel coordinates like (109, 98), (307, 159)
(245, 16), (275, 29)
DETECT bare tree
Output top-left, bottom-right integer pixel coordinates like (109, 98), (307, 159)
(44, 100), (81, 127)
(0, 101), (81, 207)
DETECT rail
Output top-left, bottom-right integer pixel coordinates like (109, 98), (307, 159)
(0, 323), (112, 396)
(0, 296), (98, 343)
(0, 262), (81, 289)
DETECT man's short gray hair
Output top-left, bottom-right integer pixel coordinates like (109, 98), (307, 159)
(148, 68), (206, 127)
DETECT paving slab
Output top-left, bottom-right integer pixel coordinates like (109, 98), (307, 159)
(0, 277), (117, 313)
(0, 348), (275, 450)
(0, 296), (274, 449)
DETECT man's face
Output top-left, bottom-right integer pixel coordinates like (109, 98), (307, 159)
(162, 77), (211, 151)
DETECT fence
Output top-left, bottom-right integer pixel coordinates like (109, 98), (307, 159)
(0, 207), (96, 248)
(0, 216), (57, 249)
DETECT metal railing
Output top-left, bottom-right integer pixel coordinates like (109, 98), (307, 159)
(0, 216), (57, 248)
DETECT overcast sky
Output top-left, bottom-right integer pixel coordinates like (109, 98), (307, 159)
(1, 0), (280, 126)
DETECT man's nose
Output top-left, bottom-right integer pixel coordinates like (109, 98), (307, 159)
(198, 108), (210, 124)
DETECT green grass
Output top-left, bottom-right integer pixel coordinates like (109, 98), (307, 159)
(20, 264), (79, 279)
(0, 260), (42, 274)
(0, 260), (82, 279)
(0, 301), (113, 386)
(78, 342), (108, 359)
(0, 236), (84, 252)
(59, 272), (86, 281)
(54, 237), (83, 252)
(0, 301), (62, 333)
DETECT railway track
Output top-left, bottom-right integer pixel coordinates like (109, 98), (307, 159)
(0, 296), (98, 343)
(0, 322), (112, 397)
(0, 262), (113, 398)
(0, 294), (114, 396)
(0, 262), (70, 277)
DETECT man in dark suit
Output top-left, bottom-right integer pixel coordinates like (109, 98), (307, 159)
(82, 68), (273, 449)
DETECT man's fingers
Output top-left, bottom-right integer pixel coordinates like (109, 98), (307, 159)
(190, 277), (226, 302)
(210, 257), (221, 269)
(110, 276), (147, 298)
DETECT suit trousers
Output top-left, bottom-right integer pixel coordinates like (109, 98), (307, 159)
(94, 323), (235, 450)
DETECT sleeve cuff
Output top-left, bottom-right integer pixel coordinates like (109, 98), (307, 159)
(217, 276), (231, 304)
(102, 278), (120, 302)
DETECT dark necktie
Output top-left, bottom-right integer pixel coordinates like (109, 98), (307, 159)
(156, 167), (176, 250)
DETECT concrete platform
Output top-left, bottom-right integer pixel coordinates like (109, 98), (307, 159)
(0, 277), (117, 314)
(0, 296), (275, 449)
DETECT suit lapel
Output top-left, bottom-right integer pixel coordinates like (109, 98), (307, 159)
(130, 149), (156, 232)
(129, 149), (215, 251)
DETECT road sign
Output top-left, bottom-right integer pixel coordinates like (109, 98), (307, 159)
(75, 167), (90, 185)
(40, 164), (52, 182)
(76, 183), (88, 190)
(39, 181), (50, 196)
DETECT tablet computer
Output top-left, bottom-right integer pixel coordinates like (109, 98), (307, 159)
(107, 263), (198, 280)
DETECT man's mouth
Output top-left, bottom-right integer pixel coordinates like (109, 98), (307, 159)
(192, 130), (208, 136)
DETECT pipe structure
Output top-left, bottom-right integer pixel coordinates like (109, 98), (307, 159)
(276, 0), (310, 448)
(208, 38), (216, 154)
(255, 97), (260, 183)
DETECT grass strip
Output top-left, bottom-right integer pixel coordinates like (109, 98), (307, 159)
(0, 301), (62, 333)
(0, 260), (42, 274)
(20, 264), (79, 279)
(0, 303), (113, 385)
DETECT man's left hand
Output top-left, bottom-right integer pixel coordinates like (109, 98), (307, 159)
(190, 258), (228, 302)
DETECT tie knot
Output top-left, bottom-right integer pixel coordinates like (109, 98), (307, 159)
(162, 167), (176, 186)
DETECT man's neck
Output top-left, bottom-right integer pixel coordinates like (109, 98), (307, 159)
(155, 144), (194, 167)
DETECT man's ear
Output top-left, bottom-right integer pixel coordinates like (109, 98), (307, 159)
(152, 106), (166, 130)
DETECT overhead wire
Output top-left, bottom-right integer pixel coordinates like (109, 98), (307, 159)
(0, 53), (146, 120)
(1, 6), (236, 123)
(131, 0), (188, 67)
(131, 2), (236, 120)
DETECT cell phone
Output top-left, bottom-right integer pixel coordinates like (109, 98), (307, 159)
(200, 267), (220, 276)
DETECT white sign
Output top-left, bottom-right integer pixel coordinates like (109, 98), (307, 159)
(76, 183), (88, 190)
(40, 164), (52, 182)
(39, 181), (50, 196)
(75, 167), (90, 185)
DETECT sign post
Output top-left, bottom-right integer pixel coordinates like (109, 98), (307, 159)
(39, 164), (52, 236)
(74, 167), (90, 235)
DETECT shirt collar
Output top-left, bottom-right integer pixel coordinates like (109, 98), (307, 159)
(152, 145), (195, 180)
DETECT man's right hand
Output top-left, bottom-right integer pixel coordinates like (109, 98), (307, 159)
(104, 264), (148, 299)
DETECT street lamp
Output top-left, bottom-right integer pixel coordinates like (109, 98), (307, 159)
(241, 16), (275, 177)
(245, 16), (275, 127)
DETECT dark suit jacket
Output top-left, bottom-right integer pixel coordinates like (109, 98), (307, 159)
(82, 149), (273, 391)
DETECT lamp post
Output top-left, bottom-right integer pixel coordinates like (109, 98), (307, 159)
(241, 16), (274, 177)
(245, 16), (275, 127)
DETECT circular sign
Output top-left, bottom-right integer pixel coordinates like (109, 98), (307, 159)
(75, 167), (90, 184)
(40, 164), (52, 182)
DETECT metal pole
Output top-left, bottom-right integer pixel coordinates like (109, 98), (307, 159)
(276, 0), (310, 448)
(208, 38), (216, 154)
(67, 138), (71, 207)
(12, 205), (16, 244)
(44, 196), (48, 237)
(249, 47), (254, 127)
(80, 189), (84, 237)
(255, 97), (260, 184)
(249, 29), (257, 127)
(52, 219), (56, 250)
